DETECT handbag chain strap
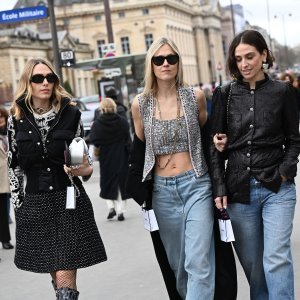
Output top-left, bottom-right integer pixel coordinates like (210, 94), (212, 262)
(68, 174), (81, 197)
(226, 82), (234, 126)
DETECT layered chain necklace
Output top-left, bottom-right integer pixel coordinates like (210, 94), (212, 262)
(155, 95), (181, 169)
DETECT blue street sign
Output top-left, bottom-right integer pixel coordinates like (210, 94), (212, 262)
(0, 6), (48, 24)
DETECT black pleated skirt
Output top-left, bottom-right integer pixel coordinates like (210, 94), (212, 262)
(14, 186), (107, 273)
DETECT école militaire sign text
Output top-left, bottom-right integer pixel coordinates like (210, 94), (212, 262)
(0, 6), (48, 23)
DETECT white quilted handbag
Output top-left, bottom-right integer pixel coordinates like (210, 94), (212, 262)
(68, 137), (88, 165)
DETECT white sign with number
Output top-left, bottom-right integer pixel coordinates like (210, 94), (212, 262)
(61, 50), (74, 61)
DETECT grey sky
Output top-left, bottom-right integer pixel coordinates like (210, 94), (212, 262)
(219, 0), (300, 47)
(1, 0), (299, 47)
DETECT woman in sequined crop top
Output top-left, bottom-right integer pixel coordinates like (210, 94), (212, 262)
(131, 37), (215, 299)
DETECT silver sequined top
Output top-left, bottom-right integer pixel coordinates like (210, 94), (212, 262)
(152, 116), (189, 155)
(138, 87), (208, 181)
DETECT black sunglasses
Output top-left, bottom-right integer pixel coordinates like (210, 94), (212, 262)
(30, 73), (58, 84)
(152, 54), (179, 66)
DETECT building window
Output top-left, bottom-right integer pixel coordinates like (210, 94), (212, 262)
(118, 11), (125, 18)
(14, 58), (19, 75)
(121, 36), (130, 54)
(78, 78), (82, 97)
(95, 14), (101, 21)
(97, 39), (106, 57)
(222, 39), (227, 57)
(142, 8), (149, 15)
(84, 78), (88, 95)
(145, 33), (153, 50)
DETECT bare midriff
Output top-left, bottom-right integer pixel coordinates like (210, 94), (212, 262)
(154, 151), (193, 177)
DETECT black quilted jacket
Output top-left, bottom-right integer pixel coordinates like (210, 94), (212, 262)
(210, 75), (300, 204)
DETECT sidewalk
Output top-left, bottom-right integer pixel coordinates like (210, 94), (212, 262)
(0, 163), (299, 299)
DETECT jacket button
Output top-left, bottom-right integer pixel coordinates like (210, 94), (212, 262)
(247, 167), (250, 171)
(20, 120), (23, 123)
(49, 186), (53, 190)
(29, 130), (32, 134)
(246, 153), (251, 157)
(247, 141), (252, 145)
(250, 90), (254, 95)
(250, 107), (254, 111)
(249, 124), (254, 129)
(37, 142), (40, 145)
(47, 168), (51, 172)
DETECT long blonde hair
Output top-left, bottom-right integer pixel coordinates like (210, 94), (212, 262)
(12, 58), (72, 119)
(142, 37), (185, 97)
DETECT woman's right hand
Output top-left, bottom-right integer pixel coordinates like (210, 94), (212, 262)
(214, 196), (227, 210)
(213, 133), (228, 152)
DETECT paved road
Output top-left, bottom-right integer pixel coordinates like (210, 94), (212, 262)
(0, 162), (299, 300)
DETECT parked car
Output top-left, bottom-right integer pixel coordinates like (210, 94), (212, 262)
(72, 99), (94, 140)
(1, 101), (12, 111)
(79, 94), (101, 112)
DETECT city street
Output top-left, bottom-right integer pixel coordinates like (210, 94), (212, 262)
(0, 162), (299, 300)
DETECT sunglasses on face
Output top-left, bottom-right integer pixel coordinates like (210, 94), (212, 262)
(152, 54), (179, 66)
(30, 73), (58, 84)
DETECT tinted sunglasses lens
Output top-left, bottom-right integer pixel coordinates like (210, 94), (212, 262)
(31, 74), (58, 83)
(31, 74), (45, 83)
(167, 55), (179, 65)
(46, 74), (58, 83)
(152, 56), (164, 66)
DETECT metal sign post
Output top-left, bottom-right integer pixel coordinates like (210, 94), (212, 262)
(60, 50), (76, 67)
(47, 0), (63, 82)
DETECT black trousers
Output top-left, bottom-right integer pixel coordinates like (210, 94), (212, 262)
(150, 216), (237, 300)
(0, 193), (11, 243)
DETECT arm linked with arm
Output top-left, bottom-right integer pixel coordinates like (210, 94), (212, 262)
(279, 84), (300, 179)
(209, 87), (228, 199)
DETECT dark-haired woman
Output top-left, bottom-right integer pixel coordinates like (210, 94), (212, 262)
(210, 30), (300, 299)
(7, 58), (107, 299)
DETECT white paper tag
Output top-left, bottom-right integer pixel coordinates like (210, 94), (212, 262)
(142, 208), (159, 232)
(66, 186), (76, 209)
(218, 219), (235, 242)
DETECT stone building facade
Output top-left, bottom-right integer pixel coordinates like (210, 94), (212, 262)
(1, 0), (228, 100)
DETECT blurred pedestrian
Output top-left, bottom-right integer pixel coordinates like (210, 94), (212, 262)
(7, 58), (107, 299)
(210, 30), (300, 299)
(203, 87), (213, 117)
(90, 98), (131, 221)
(0, 105), (14, 250)
(279, 72), (300, 117)
(104, 86), (128, 120)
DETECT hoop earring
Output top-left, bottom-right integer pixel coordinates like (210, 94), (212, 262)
(262, 61), (269, 71)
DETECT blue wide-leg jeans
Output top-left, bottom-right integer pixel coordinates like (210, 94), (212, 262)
(227, 177), (296, 300)
(152, 170), (215, 300)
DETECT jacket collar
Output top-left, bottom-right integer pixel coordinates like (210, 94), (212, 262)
(16, 96), (70, 115)
(237, 73), (269, 90)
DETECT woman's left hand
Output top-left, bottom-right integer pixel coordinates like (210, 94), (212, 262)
(213, 133), (228, 152)
(64, 155), (93, 177)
